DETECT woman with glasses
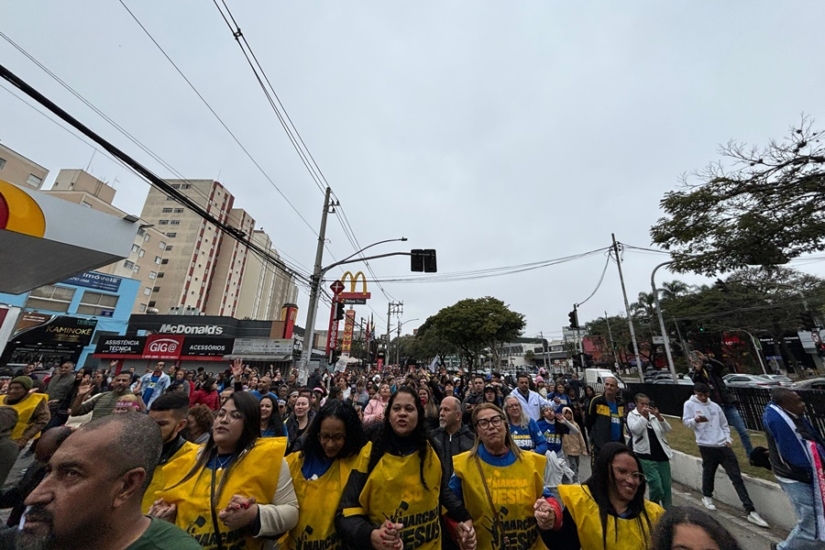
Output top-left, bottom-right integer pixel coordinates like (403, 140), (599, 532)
(284, 400), (366, 550)
(504, 395), (547, 454)
(551, 442), (664, 550)
(151, 391), (299, 549)
(336, 386), (474, 550)
(260, 395), (287, 438)
(450, 403), (562, 550)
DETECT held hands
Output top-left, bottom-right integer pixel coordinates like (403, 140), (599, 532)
(371, 520), (404, 550)
(218, 495), (258, 530)
(533, 499), (556, 531)
(148, 499), (177, 522)
(457, 520), (477, 550)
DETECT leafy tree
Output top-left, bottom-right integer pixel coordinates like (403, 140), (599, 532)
(421, 297), (525, 369)
(651, 119), (825, 275)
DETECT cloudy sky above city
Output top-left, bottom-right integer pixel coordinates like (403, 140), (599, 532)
(2, 2), (825, 340)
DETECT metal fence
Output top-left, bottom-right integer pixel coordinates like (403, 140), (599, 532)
(624, 383), (825, 435)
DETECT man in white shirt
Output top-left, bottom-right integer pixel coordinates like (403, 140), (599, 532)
(511, 373), (551, 422)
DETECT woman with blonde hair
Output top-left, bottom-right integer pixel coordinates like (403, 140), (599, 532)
(504, 395), (546, 454)
(450, 403), (562, 549)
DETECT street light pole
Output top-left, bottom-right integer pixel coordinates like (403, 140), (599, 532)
(651, 261), (678, 379)
(394, 317), (419, 367)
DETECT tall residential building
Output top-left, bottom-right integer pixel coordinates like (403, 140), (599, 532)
(0, 143), (49, 190)
(46, 169), (168, 314)
(139, 179), (296, 319)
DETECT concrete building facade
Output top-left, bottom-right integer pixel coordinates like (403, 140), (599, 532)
(0, 143), (49, 190)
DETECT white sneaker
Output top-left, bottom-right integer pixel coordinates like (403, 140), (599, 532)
(701, 497), (716, 511)
(747, 511), (769, 528)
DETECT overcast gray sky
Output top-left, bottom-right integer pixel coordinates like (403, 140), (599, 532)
(2, 1), (825, 340)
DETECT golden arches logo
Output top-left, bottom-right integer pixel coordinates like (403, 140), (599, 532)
(0, 180), (46, 237)
(341, 271), (368, 294)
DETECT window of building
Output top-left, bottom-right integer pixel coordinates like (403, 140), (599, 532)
(76, 291), (119, 316)
(169, 220), (180, 226)
(157, 272), (165, 278)
(131, 244), (141, 254)
(149, 272), (157, 280)
(161, 259), (169, 265)
(143, 287), (151, 296)
(137, 227), (145, 237)
(138, 249), (145, 258)
(181, 184), (191, 189)
(148, 301), (156, 308)
(133, 265), (140, 273)
(26, 174), (43, 188)
(153, 286), (161, 293)
(0, 158), (6, 169)
(154, 256), (162, 264)
(173, 208), (184, 213)
(166, 232), (176, 238)
(159, 241), (166, 250)
(138, 303), (147, 313)
(158, 220), (169, 225)
(124, 260), (135, 269)
(143, 233), (151, 242)
(25, 285), (76, 313)
(165, 246), (173, 251)
(162, 207), (173, 213)
(171, 184), (181, 189)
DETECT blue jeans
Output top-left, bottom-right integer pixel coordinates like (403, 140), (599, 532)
(722, 404), (753, 456)
(778, 480), (818, 550)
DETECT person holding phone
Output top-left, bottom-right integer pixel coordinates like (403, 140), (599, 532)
(683, 383), (769, 528)
(627, 394), (673, 509)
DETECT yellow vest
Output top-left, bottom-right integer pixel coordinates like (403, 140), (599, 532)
(341, 441), (443, 550)
(284, 452), (359, 550)
(3, 393), (47, 441)
(142, 439), (200, 514)
(557, 485), (664, 550)
(452, 450), (548, 550)
(156, 437), (287, 550)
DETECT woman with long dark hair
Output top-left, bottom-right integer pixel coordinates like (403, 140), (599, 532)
(260, 394), (287, 438)
(284, 400), (367, 550)
(651, 506), (742, 550)
(336, 386), (474, 550)
(549, 442), (665, 550)
(151, 391), (299, 549)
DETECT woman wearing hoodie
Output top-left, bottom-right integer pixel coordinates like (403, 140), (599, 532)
(560, 406), (588, 482)
(627, 393), (673, 509)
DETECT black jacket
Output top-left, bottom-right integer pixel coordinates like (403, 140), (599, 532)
(690, 359), (737, 406)
(1, 461), (47, 527)
(586, 394), (625, 452)
(430, 425), (475, 478)
(765, 412), (823, 483)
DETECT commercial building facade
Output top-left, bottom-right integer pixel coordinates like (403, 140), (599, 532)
(0, 143), (48, 190)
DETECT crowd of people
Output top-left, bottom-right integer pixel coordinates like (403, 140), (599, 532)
(0, 355), (819, 549)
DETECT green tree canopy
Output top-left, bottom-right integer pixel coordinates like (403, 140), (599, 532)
(650, 119), (825, 275)
(420, 296), (526, 369)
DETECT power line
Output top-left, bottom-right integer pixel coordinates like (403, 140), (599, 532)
(576, 251), (611, 307)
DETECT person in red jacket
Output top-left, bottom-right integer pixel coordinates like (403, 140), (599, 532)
(191, 377), (220, 411)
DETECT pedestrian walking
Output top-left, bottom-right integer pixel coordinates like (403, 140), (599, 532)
(586, 376), (625, 464)
(627, 393), (673, 509)
(560, 406), (588, 482)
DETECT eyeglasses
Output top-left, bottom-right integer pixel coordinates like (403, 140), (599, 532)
(216, 410), (244, 422)
(318, 433), (346, 443)
(475, 416), (504, 430)
(612, 467), (646, 483)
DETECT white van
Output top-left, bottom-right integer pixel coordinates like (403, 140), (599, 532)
(583, 368), (626, 393)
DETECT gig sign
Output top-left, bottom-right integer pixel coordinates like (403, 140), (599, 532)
(143, 334), (184, 360)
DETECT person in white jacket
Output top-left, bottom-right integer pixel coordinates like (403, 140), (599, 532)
(627, 393), (673, 508)
(682, 383), (769, 528)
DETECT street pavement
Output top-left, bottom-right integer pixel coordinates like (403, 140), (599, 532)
(576, 458), (788, 549)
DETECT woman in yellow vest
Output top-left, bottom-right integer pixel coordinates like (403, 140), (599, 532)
(336, 386), (474, 550)
(284, 399), (367, 550)
(553, 442), (665, 550)
(2, 376), (49, 450)
(149, 391), (299, 550)
(450, 403), (563, 550)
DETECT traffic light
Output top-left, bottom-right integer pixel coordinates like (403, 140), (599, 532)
(568, 309), (579, 329)
(334, 302), (345, 321)
(411, 249), (437, 273)
(329, 348), (340, 365)
(799, 312), (816, 331)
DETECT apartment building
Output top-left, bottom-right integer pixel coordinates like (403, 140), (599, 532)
(236, 230), (300, 320)
(47, 169), (168, 314)
(0, 143), (49, 190)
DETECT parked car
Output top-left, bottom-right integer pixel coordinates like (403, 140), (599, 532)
(723, 374), (781, 389)
(791, 378), (825, 391)
(757, 374), (794, 387)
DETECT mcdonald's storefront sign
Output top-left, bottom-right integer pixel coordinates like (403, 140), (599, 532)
(338, 271), (371, 304)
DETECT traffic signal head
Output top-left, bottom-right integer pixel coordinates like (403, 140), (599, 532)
(568, 309), (579, 329)
(411, 249), (437, 273)
(335, 303), (345, 321)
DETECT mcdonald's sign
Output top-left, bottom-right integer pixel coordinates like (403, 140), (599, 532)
(338, 271), (371, 304)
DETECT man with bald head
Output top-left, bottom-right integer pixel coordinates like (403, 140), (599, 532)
(431, 396), (476, 478)
(586, 376), (625, 463)
(19, 413), (200, 549)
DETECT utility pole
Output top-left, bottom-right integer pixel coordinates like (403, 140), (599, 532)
(387, 302), (403, 366)
(612, 234), (643, 375)
(605, 311), (620, 369)
(540, 331), (550, 371)
(299, 187), (333, 385)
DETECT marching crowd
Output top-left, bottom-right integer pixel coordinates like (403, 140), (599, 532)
(0, 353), (820, 550)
